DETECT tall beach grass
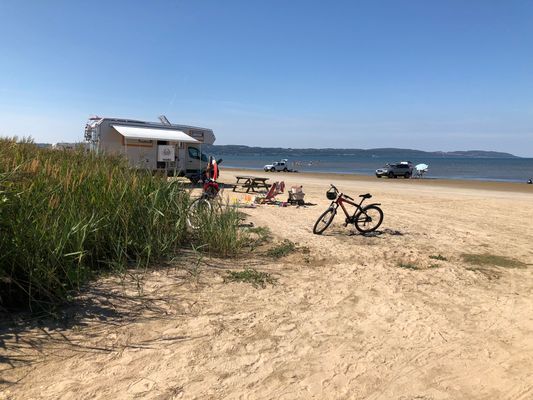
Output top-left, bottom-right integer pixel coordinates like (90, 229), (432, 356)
(0, 138), (245, 311)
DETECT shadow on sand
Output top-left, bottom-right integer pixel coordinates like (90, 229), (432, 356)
(321, 228), (407, 238)
(0, 273), (192, 386)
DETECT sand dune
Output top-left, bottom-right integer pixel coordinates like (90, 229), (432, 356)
(1, 170), (532, 399)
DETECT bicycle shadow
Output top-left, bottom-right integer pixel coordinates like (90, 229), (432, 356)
(321, 227), (407, 238)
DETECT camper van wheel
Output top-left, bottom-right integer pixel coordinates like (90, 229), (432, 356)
(404, 172), (411, 179)
(388, 171), (394, 179)
(283, 167), (288, 172)
(270, 167), (276, 172)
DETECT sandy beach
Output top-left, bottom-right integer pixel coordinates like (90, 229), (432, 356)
(2, 169), (533, 400)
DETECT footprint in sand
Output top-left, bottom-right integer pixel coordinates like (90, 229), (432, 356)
(128, 378), (156, 394)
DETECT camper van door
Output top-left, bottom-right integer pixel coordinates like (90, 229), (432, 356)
(186, 145), (206, 173)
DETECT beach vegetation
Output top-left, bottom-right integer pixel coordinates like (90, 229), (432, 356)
(429, 254), (448, 261)
(245, 226), (272, 251)
(397, 262), (420, 270)
(266, 239), (296, 259)
(224, 268), (277, 288)
(0, 138), (247, 311)
(190, 204), (248, 257)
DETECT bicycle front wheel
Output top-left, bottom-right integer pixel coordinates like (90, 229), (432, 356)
(354, 205), (383, 233)
(187, 197), (212, 230)
(313, 208), (336, 235)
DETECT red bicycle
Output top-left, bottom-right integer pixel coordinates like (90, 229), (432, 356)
(313, 185), (384, 235)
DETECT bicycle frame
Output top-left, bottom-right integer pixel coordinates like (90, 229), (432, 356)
(330, 194), (366, 221)
(202, 179), (220, 200)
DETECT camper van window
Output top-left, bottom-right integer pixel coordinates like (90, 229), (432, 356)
(188, 147), (200, 159)
(188, 147), (208, 162)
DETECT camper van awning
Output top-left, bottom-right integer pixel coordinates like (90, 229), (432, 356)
(112, 125), (199, 143)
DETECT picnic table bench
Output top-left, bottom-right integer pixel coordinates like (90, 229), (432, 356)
(232, 176), (270, 193)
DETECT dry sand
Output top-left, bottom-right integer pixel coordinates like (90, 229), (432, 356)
(1, 169), (533, 400)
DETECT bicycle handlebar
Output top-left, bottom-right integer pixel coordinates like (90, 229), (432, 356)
(330, 184), (356, 201)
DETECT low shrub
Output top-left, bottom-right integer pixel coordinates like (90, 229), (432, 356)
(266, 240), (296, 259)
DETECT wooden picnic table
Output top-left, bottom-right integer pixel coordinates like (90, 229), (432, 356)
(233, 175), (270, 193)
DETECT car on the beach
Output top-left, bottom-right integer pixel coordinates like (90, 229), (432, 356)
(376, 161), (413, 178)
(264, 159), (289, 172)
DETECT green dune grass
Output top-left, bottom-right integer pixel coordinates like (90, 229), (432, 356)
(0, 138), (245, 311)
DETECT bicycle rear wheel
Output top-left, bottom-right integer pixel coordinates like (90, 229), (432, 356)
(313, 208), (336, 235)
(187, 197), (212, 230)
(354, 205), (383, 233)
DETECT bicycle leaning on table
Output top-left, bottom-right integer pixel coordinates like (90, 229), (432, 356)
(313, 184), (384, 235)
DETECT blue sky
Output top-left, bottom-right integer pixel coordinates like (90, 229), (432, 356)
(0, 0), (532, 156)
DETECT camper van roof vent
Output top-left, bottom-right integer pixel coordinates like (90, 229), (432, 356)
(158, 115), (171, 125)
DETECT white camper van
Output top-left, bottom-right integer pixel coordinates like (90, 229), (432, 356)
(84, 116), (215, 178)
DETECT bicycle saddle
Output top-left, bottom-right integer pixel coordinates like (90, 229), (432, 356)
(359, 193), (372, 199)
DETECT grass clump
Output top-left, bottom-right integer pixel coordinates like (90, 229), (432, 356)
(245, 226), (272, 251)
(224, 269), (277, 288)
(0, 138), (246, 311)
(397, 262), (420, 270)
(429, 254), (448, 261)
(191, 203), (248, 257)
(461, 253), (526, 269)
(266, 239), (296, 259)
(247, 226), (272, 243)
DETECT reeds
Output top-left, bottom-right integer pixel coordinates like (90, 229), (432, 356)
(0, 139), (244, 311)
(192, 203), (248, 257)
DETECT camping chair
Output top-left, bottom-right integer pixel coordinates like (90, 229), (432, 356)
(258, 181), (285, 204)
(287, 185), (305, 206)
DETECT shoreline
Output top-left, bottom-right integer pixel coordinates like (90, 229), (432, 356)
(223, 165), (530, 184)
(224, 167), (533, 194)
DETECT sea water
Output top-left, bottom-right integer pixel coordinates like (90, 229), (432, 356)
(219, 154), (533, 183)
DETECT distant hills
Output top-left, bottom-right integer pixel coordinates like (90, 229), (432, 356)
(33, 142), (519, 159)
(203, 145), (519, 159)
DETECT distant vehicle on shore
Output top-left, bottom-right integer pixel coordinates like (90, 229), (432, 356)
(264, 159), (289, 172)
(376, 161), (413, 179)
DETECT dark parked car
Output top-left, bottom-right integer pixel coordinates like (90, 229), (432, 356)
(376, 162), (413, 178)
